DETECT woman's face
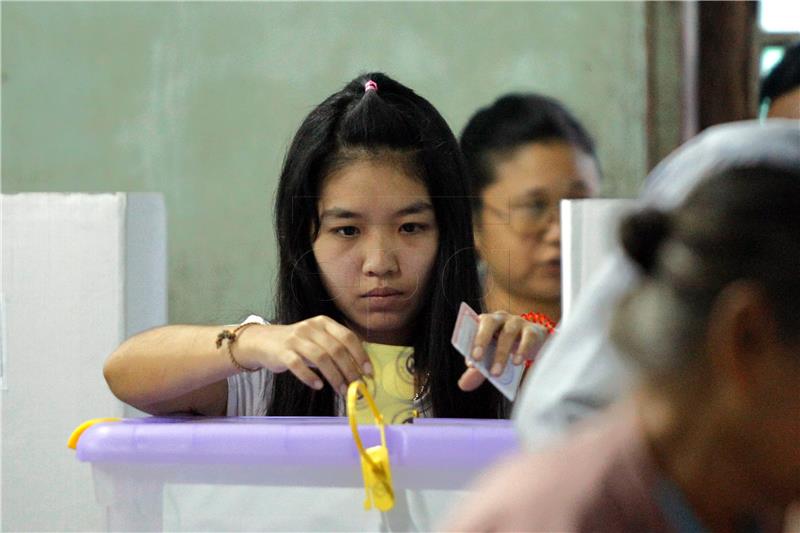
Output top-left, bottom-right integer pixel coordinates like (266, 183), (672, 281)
(312, 158), (439, 345)
(475, 140), (600, 305)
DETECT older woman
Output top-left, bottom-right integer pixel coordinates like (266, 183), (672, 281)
(445, 122), (800, 532)
(460, 93), (601, 322)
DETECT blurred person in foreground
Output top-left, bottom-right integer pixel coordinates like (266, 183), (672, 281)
(445, 122), (800, 532)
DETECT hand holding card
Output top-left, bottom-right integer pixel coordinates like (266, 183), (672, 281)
(451, 302), (527, 401)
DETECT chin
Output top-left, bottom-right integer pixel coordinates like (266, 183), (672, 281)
(354, 314), (409, 334)
(527, 285), (560, 302)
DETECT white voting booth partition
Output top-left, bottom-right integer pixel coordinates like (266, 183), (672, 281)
(560, 198), (638, 319)
(1, 193), (166, 531)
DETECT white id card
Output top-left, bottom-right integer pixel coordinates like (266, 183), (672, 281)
(450, 302), (525, 401)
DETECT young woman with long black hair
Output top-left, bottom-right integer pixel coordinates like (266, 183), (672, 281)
(104, 73), (546, 420)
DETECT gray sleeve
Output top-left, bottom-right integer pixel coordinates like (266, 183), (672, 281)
(227, 368), (273, 416)
(512, 253), (638, 450)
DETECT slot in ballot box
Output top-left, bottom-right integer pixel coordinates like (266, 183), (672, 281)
(74, 417), (518, 531)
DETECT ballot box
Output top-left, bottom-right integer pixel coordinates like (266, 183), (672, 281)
(73, 417), (518, 532)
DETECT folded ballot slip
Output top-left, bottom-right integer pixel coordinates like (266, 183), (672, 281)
(450, 302), (525, 401)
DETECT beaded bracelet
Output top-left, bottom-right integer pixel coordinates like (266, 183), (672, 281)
(520, 311), (556, 369)
(520, 311), (556, 334)
(215, 322), (260, 373)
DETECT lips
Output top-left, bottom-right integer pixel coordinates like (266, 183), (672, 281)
(540, 258), (561, 274)
(362, 287), (403, 298)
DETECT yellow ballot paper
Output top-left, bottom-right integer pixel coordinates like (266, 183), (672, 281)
(350, 343), (416, 425)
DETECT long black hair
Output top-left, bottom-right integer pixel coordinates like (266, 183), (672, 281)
(268, 72), (507, 418)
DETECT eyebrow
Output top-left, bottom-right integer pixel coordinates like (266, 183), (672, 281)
(319, 207), (360, 221)
(395, 200), (434, 217)
(519, 181), (590, 198)
(319, 200), (434, 222)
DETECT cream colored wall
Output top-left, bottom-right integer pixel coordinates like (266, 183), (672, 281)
(2, 2), (654, 325)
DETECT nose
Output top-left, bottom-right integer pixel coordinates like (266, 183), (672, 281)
(361, 233), (400, 277)
(542, 204), (561, 245)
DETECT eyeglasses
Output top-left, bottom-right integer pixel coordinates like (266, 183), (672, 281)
(480, 198), (561, 236)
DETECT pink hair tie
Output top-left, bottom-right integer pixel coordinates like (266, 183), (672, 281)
(364, 80), (378, 93)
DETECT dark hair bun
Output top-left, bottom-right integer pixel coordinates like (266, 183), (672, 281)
(619, 208), (672, 275)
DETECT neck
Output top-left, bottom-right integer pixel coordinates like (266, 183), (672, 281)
(361, 330), (409, 346)
(346, 322), (411, 346)
(636, 385), (783, 531)
(483, 275), (561, 321)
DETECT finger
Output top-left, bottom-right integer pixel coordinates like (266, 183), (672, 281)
(284, 352), (324, 390)
(318, 317), (373, 376)
(472, 312), (507, 361)
(328, 342), (363, 386)
(304, 326), (363, 384)
(293, 338), (348, 395)
(513, 323), (548, 365)
(458, 367), (487, 392)
(491, 317), (525, 376)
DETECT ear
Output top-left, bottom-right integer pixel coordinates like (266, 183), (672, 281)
(704, 281), (780, 403)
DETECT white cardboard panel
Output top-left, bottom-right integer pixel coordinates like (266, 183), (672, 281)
(561, 198), (638, 319)
(1, 193), (166, 531)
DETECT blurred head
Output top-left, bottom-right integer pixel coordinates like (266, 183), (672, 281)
(271, 72), (504, 417)
(460, 94), (601, 313)
(760, 41), (800, 120)
(613, 164), (800, 505)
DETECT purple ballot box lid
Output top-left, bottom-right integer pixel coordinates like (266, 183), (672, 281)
(75, 417), (519, 469)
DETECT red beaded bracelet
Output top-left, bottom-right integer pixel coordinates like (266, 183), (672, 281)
(520, 311), (556, 368)
(520, 311), (556, 334)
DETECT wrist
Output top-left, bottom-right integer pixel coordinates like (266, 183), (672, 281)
(216, 323), (262, 373)
(520, 311), (556, 370)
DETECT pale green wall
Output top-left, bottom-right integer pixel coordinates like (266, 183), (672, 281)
(2, 2), (649, 324)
